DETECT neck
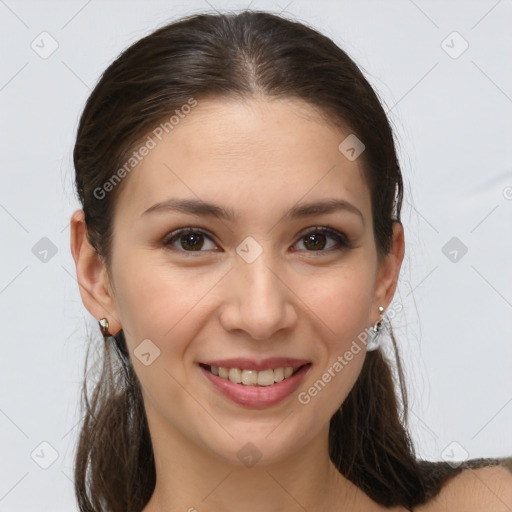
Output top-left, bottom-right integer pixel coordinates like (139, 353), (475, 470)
(141, 413), (365, 512)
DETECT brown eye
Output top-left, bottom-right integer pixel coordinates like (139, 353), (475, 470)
(162, 226), (351, 256)
(294, 227), (350, 253)
(163, 228), (216, 253)
(302, 232), (328, 251)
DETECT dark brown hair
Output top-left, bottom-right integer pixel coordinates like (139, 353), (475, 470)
(72, 9), (496, 512)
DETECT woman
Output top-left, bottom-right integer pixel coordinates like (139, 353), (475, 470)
(69, 10), (512, 512)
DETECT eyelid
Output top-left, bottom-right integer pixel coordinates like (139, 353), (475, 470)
(162, 225), (353, 254)
(162, 227), (219, 251)
(297, 225), (354, 252)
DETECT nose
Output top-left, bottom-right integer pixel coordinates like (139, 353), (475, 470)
(218, 250), (297, 341)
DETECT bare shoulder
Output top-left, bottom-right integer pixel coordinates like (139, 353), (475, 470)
(416, 464), (512, 512)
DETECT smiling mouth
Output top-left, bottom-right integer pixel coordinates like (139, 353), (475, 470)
(199, 363), (311, 387)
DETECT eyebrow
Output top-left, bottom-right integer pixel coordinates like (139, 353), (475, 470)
(141, 198), (365, 225)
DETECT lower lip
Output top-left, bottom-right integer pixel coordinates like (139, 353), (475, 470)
(199, 364), (312, 408)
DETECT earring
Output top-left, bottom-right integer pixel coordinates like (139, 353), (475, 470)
(99, 317), (110, 338)
(366, 306), (384, 352)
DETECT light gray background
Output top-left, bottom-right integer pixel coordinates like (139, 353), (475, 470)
(1, 0), (511, 510)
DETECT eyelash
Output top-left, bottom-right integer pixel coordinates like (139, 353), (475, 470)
(162, 226), (352, 256)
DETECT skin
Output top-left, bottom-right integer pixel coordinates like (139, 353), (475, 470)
(70, 96), (407, 511)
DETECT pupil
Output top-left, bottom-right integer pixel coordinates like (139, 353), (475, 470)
(305, 233), (325, 250)
(179, 233), (326, 251)
(182, 233), (203, 250)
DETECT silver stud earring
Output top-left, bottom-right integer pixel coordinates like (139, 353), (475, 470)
(366, 306), (384, 352)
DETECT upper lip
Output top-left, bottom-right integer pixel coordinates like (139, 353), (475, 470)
(199, 358), (311, 371)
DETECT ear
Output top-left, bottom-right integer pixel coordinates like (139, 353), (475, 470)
(69, 209), (122, 335)
(372, 221), (405, 322)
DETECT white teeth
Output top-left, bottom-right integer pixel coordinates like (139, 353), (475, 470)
(242, 369), (258, 386)
(208, 365), (301, 386)
(257, 369), (274, 386)
(274, 367), (284, 382)
(228, 368), (241, 383)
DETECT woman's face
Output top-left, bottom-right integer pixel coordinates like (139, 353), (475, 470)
(87, 97), (403, 466)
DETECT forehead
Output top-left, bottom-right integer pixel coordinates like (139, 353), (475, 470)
(115, 96), (371, 223)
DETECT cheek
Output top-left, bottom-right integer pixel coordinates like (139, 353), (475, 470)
(294, 274), (371, 424)
(110, 254), (207, 408)
(110, 247), (375, 441)
(299, 271), (373, 409)
(111, 250), (221, 356)
(113, 246), (376, 352)
(303, 265), (375, 341)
